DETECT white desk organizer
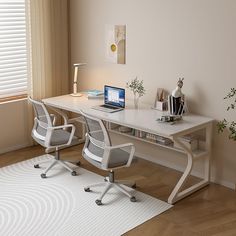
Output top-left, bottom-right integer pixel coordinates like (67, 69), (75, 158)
(153, 101), (168, 111)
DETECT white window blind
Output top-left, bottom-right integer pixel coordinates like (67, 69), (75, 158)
(0, 0), (28, 99)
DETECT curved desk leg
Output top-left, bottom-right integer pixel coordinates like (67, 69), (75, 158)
(168, 124), (212, 204)
(168, 137), (194, 204)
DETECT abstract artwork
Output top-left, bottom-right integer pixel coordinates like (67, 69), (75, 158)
(106, 25), (126, 64)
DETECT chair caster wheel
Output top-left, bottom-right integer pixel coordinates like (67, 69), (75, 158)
(130, 196), (136, 202)
(84, 187), (91, 192)
(41, 173), (46, 178)
(95, 199), (102, 206)
(34, 164), (40, 168)
(76, 161), (81, 166)
(132, 183), (137, 189)
(71, 171), (77, 176)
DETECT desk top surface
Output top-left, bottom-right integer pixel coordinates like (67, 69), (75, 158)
(43, 95), (214, 138)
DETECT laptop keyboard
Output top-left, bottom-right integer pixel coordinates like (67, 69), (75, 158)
(100, 104), (120, 110)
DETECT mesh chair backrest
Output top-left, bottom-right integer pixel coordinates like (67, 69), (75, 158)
(29, 97), (52, 140)
(81, 111), (111, 159)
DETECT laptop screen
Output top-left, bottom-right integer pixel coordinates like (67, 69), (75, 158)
(104, 85), (125, 108)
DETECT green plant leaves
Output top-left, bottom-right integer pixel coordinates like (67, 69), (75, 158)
(218, 88), (236, 141)
(126, 77), (145, 97)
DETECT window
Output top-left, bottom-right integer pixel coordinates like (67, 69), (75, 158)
(0, 0), (28, 102)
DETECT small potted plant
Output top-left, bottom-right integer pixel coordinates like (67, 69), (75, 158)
(217, 88), (236, 140)
(126, 77), (145, 109)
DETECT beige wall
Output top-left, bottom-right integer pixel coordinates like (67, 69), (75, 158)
(70, 0), (236, 188)
(0, 99), (32, 154)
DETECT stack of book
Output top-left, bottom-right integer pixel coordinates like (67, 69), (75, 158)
(86, 90), (104, 99)
(146, 133), (173, 145)
(132, 129), (146, 138)
(176, 134), (199, 151)
(118, 126), (132, 133)
(155, 136), (173, 146)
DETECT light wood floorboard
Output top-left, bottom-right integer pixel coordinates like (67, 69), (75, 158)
(0, 144), (236, 236)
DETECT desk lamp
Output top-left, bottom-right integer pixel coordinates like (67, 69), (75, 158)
(70, 63), (87, 97)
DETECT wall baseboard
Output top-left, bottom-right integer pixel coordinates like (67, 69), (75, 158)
(210, 178), (235, 190)
(0, 142), (31, 155)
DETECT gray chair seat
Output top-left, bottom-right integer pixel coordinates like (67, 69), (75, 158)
(51, 129), (77, 146)
(35, 129), (78, 147)
(84, 148), (130, 169)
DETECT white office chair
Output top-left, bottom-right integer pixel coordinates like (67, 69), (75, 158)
(29, 97), (79, 178)
(81, 111), (137, 205)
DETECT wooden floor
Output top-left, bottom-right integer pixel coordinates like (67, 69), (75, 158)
(1, 144), (236, 236)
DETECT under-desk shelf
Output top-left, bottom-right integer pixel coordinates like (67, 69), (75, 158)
(108, 123), (207, 159)
(109, 128), (183, 152)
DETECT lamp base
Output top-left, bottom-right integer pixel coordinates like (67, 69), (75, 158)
(70, 93), (83, 97)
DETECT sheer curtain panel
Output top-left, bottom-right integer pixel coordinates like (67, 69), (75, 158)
(29, 0), (69, 100)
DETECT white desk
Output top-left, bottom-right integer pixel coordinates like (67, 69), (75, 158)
(43, 94), (213, 204)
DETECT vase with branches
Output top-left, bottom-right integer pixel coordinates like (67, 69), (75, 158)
(217, 88), (236, 140)
(126, 77), (145, 109)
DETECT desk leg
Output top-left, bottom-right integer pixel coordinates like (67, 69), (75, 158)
(168, 124), (212, 204)
(204, 124), (212, 182)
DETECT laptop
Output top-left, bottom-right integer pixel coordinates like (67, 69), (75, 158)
(92, 85), (125, 113)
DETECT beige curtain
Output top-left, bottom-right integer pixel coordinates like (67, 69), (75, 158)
(28, 0), (70, 100)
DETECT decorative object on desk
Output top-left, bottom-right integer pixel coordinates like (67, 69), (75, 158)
(217, 88), (236, 140)
(157, 115), (182, 125)
(70, 63), (87, 97)
(153, 88), (168, 111)
(106, 25), (126, 64)
(168, 78), (186, 115)
(126, 77), (145, 109)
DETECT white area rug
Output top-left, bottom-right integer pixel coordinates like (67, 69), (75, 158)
(0, 155), (172, 236)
